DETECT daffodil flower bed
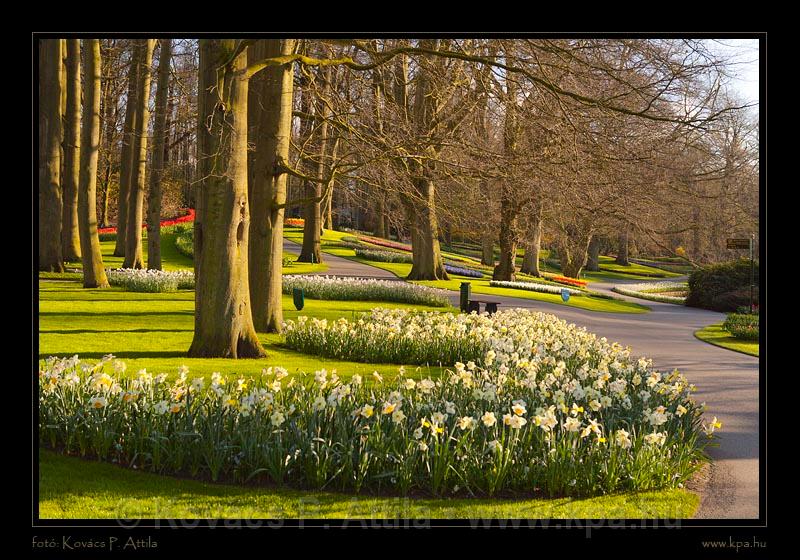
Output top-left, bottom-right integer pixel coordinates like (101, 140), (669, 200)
(489, 280), (584, 296)
(107, 268), (195, 292)
(354, 248), (414, 263)
(282, 276), (451, 307)
(612, 282), (687, 304)
(39, 328), (716, 497)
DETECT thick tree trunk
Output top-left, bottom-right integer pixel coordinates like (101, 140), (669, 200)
(99, 64), (118, 229)
(406, 174), (448, 281)
(39, 39), (64, 272)
(61, 39), (81, 262)
(146, 39), (172, 271)
(78, 39), (109, 289)
(492, 197), (518, 281)
(113, 47), (140, 257)
(123, 39), (154, 269)
(616, 229), (630, 266)
(586, 235), (601, 272)
(248, 39), (296, 333)
(481, 234), (494, 266)
(561, 226), (593, 279)
(520, 206), (542, 276)
(190, 39), (265, 358)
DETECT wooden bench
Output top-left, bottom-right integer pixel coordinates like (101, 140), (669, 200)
(467, 300), (501, 314)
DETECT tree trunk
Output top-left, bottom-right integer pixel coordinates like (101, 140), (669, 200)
(146, 39), (172, 271)
(99, 61), (118, 229)
(123, 39), (154, 269)
(248, 39), (296, 334)
(561, 225), (593, 279)
(406, 174), (448, 281)
(481, 234), (494, 266)
(616, 228), (629, 265)
(113, 46), (140, 257)
(324, 182), (334, 230)
(586, 235), (601, 272)
(189, 39), (265, 358)
(298, 67), (331, 264)
(78, 39), (109, 289)
(520, 208), (542, 277)
(493, 197), (518, 281)
(39, 39), (64, 272)
(374, 195), (386, 238)
(61, 39), (81, 262)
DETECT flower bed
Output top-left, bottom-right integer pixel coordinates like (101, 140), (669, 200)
(98, 208), (195, 235)
(543, 273), (588, 288)
(354, 248), (414, 263)
(40, 312), (714, 497)
(722, 313), (759, 341)
(444, 264), (483, 278)
(357, 235), (412, 252)
(284, 218), (305, 228)
(107, 268), (195, 292)
(282, 275), (450, 307)
(612, 282), (687, 304)
(490, 280), (584, 296)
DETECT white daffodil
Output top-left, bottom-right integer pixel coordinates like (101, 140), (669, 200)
(481, 411), (497, 427)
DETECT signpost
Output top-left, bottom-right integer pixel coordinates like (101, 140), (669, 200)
(727, 235), (756, 312)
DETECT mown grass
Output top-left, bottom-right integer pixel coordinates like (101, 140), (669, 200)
(38, 280), (454, 380)
(288, 229), (649, 314)
(694, 323), (759, 357)
(38, 451), (699, 519)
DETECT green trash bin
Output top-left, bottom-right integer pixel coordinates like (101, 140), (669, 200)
(460, 282), (471, 313)
(293, 287), (305, 311)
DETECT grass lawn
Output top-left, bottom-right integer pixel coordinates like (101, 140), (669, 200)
(694, 323), (759, 357)
(38, 280), (453, 380)
(38, 451), (699, 519)
(289, 229), (649, 314)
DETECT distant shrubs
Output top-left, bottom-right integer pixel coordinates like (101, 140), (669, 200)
(723, 313), (759, 341)
(686, 259), (759, 312)
(174, 225), (194, 258)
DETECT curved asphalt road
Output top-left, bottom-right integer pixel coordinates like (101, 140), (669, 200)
(286, 241), (759, 519)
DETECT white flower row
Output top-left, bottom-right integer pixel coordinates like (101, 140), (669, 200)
(612, 281), (687, 304)
(107, 268), (195, 292)
(40, 308), (714, 496)
(489, 280), (584, 296)
(282, 275), (451, 307)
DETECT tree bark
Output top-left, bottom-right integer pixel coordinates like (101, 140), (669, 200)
(190, 39), (265, 358)
(146, 39), (172, 271)
(520, 205), (542, 276)
(406, 173), (448, 281)
(78, 39), (109, 289)
(560, 224), (593, 279)
(248, 39), (296, 334)
(61, 39), (81, 262)
(481, 234), (494, 266)
(113, 45), (140, 257)
(39, 39), (64, 272)
(123, 39), (154, 269)
(586, 235), (601, 272)
(99, 58), (118, 229)
(492, 195), (519, 281)
(616, 228), (630, 266)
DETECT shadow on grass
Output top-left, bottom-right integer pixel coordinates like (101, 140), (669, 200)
(39, 311), (194, 317)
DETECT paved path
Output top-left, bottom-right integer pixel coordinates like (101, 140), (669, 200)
(297, 244), (759, 519)
(284, 239), (399, 279)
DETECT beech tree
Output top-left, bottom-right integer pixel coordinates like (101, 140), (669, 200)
(39, 39), (64, 272)
(146, 39), (172, 270)
(189, 39), (265, 358)
(61, 39), (81, 262)
(248, 38), (297, 333)
(113, 45), (140, 257)
(78, 39), (109, 288)
(123, 39), (154, 269)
